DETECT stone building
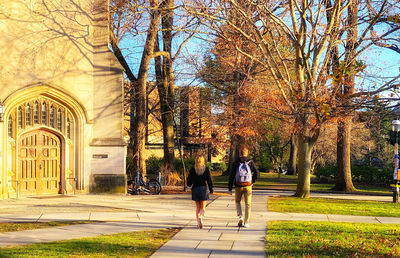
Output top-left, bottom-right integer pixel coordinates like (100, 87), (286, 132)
(142, 86), (225, 162)
(179, 86), (213, 159)
(0, 0), (126, 198)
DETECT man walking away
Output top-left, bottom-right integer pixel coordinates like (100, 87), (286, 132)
(228, 146), (259, 228)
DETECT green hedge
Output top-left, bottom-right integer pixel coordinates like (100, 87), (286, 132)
(211, 162), (227, 172)
(314, 165), (393, 185)
(126, 155), (136, 179)
(146, 156), (163, 175)
(253, 152), (274, 172)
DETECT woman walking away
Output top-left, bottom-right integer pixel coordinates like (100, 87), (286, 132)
(187, 154), (213, 229)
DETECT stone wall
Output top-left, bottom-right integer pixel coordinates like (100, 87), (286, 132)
(0, 0), (126, 198)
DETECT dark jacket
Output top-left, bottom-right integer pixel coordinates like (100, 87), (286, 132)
(228, 156), (259, 191)
(187, 167), (214, 193)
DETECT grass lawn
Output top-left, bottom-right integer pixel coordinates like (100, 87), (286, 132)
(0, 221), (101, 233)
(212, 172), (298, 190)
(0, 228), (180, 258)
(268, 196), (400, 217)
(212, 172), (391, 194)
(266, 221), (400, 257)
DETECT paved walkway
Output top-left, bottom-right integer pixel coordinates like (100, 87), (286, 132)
(151, 192), (268, 257)
(0, 189), (398, 257)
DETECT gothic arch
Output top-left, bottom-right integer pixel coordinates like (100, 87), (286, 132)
(2, 85), (87, 196)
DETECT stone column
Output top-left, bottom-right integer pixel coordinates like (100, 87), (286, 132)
(89, 0), (126, 193)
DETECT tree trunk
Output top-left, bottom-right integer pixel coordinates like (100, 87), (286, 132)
(226, 136), (238, 176)
(155, 42), (175, 169)
(294, 134), (315, 198)
(161, 102), (175, 166)
(333, 0), (357, 192)
(133, 4), (161, 176)
(226, 76), (245, 175)
(154, 0), (175, 169)
(132, 81), (147, 176)
(127, 84), (135, 156)
(287, 133), (298, 175)
(334, 117), (356, 191)
(162, 0), (175, 169)
(226, 133), (245, 176)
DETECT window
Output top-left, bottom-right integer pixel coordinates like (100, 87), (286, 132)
(57, 109), (62, 130)
(41, 102), (47, 124)
(67, 117), (71, 138)
(50, 105), (55, 127)
(11, 99), (74, 138)
(8, 116), (13, 138)
(25, 104), (31, 126)
(34, 101), (39, 124)
(18, 107), (22, 129)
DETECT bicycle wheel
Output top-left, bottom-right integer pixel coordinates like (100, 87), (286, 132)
(127, 179), (137, 195)
(147, 179), (161, 195)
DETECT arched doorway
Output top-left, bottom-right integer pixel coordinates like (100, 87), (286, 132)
(6, 94), (79, 197)
(18, 130), (61, 195)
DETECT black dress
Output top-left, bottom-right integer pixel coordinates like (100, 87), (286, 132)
(187, 167), (213, 201)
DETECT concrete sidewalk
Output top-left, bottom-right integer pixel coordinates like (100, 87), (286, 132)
(151, 194), (268, 257)
(0, 194), (196, 248)
(149, 190), (399, 258)
(0, 189), (399, 257)
(0, 192), (269, 258)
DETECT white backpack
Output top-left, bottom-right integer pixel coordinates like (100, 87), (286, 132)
(235, 161), (252, 186)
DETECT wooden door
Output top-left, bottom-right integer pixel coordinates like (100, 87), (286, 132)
(19, 130), (61, 195)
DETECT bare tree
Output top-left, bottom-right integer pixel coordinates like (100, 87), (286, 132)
(333, 0), (358, 192)
(154, 0), (201, 170)
(188, 0), (400, 198)
(331, 0), (400, 192)
(111, 0), (202, 175)
(110, 0), (162, 176)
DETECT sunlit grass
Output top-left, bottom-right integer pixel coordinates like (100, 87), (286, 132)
(0, 228), (180, 257)
(268, 196), (400, 217)
(266, 221), (400, 257)
(0, 221), (100, 233)
(212, 172), (391, 194)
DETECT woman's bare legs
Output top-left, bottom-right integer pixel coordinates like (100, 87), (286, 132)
(200, 200), (206, 217)
(195, 201), (201, 219)
(195, 201), (203, 228)
(196, 201), (206, 229)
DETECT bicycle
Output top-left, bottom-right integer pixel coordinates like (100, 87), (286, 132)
(127, 172), (161, 195)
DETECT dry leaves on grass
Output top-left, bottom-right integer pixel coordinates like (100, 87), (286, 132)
(212, 191), (231, 196)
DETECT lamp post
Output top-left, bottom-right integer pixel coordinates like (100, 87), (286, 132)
(392, 119), (400, 203)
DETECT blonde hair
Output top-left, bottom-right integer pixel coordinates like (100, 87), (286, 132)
(194, 155), (206, 176)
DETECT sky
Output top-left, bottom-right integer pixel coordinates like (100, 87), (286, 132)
(119, 37), (400, 98)
(116, 4), (400, 97)
(359, 45), (400, 99)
